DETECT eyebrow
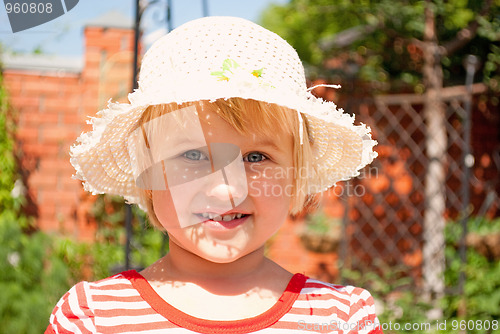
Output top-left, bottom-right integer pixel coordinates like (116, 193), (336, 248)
(253, 138), (283, 153)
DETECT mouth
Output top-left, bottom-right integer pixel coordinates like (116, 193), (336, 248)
(194, 212), (250, 230)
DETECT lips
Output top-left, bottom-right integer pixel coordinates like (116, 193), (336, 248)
(194, 211), (250, 230)
(198, 212), (247, 221)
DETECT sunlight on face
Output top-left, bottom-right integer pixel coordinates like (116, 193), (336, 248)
(152, 103), (294, 263)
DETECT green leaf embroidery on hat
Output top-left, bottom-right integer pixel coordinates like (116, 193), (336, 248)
(211, 59), (264, 81)
(251, 68), (263, 78)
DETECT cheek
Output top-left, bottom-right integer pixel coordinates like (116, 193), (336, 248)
(247, 165), (295, 200)
(152, 190), (180, 229)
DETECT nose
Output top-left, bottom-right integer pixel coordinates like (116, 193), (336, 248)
(206, 170), (248, 206)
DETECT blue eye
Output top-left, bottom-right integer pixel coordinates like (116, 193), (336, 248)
(183, 150), (208, 161)
(244, 152), (267, 163)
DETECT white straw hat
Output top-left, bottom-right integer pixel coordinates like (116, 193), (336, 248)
(71, 16), (377, 204)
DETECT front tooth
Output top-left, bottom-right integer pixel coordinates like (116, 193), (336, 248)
(213, 215), (222, 221)
(201, 212), (209, 218)
(222, 214), (235, 222)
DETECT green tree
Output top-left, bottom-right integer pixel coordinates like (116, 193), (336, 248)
(261, 0), (500, 94)
(261, 0), (499, 302)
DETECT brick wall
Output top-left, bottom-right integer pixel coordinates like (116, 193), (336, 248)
(3, 25), (134, 240)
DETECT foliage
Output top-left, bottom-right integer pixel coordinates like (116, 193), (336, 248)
(90, 194), (167, 272)
(340, 217), (500, 334)
(304, 210), (341, 234)
(261, 0), (500, 94)
(0, 214), (164, 334)
(0, 69), (58, 332)
(0, 220), (74, 333)
(441, 217), (500, 334)
(342, 262), (432, 334)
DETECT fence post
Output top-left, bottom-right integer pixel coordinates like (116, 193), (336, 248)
(457, 55), (478, 320)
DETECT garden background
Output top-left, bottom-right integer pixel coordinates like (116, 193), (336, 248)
(1, 0), (499, 333)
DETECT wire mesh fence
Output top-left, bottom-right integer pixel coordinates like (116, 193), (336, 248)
(337, 83), (496, 294)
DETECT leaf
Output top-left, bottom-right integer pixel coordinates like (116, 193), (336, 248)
(252, 68), (264, 77)
(210, 71), (224, 77)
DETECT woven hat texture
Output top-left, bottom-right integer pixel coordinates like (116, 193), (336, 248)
(70, 16), (377, 204)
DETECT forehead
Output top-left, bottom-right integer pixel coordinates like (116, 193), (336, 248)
(197, 101), (294, 146)
(136, 99), (297, 153)
(199, 99), (295, 137)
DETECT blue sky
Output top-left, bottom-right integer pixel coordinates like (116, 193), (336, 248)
(0, 0), (287, 56)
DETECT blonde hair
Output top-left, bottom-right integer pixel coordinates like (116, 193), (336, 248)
(134, 98), (314, 230)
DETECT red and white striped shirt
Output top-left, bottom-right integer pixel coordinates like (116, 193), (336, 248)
(45, 270), (383, 334)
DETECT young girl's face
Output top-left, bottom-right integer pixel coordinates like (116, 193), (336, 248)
(151, 104), (294, 263)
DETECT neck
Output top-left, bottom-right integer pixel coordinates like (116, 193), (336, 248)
(149, 239), (269, 283)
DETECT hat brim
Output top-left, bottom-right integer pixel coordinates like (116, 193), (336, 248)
(70, 98), (377, 205)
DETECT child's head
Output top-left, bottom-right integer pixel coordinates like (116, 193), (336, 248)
(135, 98), (314, 231)
(70, 16), (377, 261)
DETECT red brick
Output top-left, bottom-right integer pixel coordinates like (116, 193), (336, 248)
(4, 79), (23, 94)
(83, 68), (100, 79)
(39, 157), (71, 171)
(21, 79), (46, 94)
(44, 189), (78, 204)
(16, 127), (38, 141)
(39, 204), (56, 220)
(63, 113), (86, 125)
(29, 172), (58, 189)
(61, 177), (81, 191)
(23, 142), (59, 156)
(38, 218), (59, 231)
(10, 95), (39, 108)
(42, 126), (78, 143)
(21, 112), (59, 125)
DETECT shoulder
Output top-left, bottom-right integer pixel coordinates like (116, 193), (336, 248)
(296, 277), (382, 333)
(45, 271), (136, 333)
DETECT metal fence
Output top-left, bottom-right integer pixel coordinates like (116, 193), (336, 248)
(337, 83), (496, 294)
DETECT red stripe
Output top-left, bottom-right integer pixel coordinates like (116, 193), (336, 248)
(95, 307), (159, 318)
(75, 283), (95, 334)
(297, 292), (351, 306)
(93, 283), (134, 291)
(64, 284), (93, 334)
(92, 294), (144, 302)
(44, 325), (56, 334)
(123, 270), (307, 334)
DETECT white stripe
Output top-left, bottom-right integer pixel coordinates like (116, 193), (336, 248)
(68, 283), (96, 332)
(306, 278), (347, 288)
(292, 299), (351, 315)
(54, 306), (83, 334)
(278, 312), (344, 324)
(301, 285), (351, 298)
(92, 300), (152, 310)
(97, 313), (169, 327)
(89, 277), (131, 287)
(90, 288), (142, 297)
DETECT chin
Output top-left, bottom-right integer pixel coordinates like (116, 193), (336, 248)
(194, 244), (249, 263)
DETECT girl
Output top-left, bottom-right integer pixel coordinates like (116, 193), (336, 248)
(46, 16), (381, 333)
